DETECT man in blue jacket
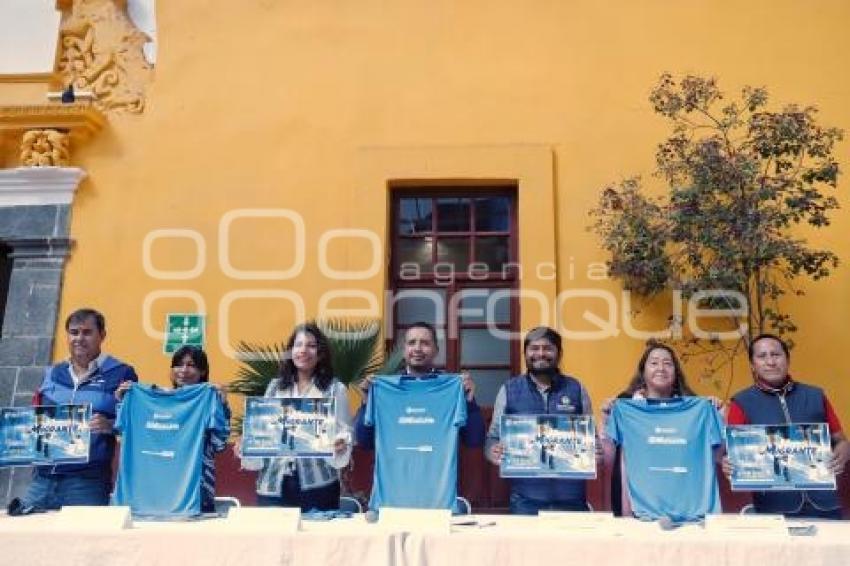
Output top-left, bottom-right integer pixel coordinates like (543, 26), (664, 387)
(8, 308), (137, 514)
(486, 326), (595, 514)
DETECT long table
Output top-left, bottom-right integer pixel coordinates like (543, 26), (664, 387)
(405, 516), (850, 566)
(0, 513), (402, 566)
(2, 512), (849, 566)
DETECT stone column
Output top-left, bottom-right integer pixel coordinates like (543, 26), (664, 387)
(0, 169), (82, 506)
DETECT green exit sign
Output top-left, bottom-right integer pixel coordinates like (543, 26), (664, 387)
(164, 313), (205, 353)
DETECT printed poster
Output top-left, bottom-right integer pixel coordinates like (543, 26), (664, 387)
(726, 423), (835, 491)
(241, 397), (336, 458)
(0, 405), (91, 467)
(501, 414), (596, 479)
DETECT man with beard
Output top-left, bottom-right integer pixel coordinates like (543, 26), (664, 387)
(486, 326), (594, 514)
(354, 321), (485, 511)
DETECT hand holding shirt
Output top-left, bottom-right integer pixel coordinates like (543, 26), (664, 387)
(605, 397), (722, 522)
(365, 374), (467, 511)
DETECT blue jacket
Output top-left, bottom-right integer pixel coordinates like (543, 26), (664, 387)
(35, 355), (138, 475)
(503, 373), (588, 505)
(732, 382), (841, 514)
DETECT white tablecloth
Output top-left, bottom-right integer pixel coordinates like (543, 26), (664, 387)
(405, 516), (850, 566)
(0, 513), (402, 566)
(2, 512), (848, 566)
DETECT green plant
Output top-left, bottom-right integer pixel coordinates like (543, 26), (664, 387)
(228, 341), (286, 397)
(317, 318), (402, 388)
(590, 73), (843, 393)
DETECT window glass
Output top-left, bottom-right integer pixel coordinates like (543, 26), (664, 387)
(459, 289), (510, 323)
(399, 198), (433, 235)
(475, 196), (510, 232)
(436, 237), (470, 271)
(460, 328), (511, 365)
(466, 369), (512, 406)
(436, 198), (470, 232)
(395, 289), (447, 325)
(475, 236), (510, 271)
(397, 238), (433, 271)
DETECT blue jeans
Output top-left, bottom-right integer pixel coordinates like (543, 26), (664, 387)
(21, 467), (111, 510)
(509, 492), (589, 515)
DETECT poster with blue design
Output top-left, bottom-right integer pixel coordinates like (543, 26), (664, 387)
(241, 397), (336, 457)
(726, 423), (835, 491)
(0, 404), (91, 467)
(500, 414), (596, 479)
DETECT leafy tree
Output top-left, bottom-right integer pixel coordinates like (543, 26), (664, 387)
(590, 73), (843, 392)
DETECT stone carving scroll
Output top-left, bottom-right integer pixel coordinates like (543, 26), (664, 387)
(57, 0), (152, 114)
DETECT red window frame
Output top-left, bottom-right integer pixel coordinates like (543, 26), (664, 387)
(388, 187), (520, 405)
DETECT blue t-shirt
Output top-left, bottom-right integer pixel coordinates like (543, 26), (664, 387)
(606, 397), (722, 522)
(113, 383), (229, 518)
(365, 374), (467, 511)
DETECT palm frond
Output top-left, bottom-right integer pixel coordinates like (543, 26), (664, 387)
(318, 318), (383, 387)
(227, 341), (285, 396)
(374, 341), (405, 375)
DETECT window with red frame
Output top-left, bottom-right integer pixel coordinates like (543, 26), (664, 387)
(388, 188), (520, 405)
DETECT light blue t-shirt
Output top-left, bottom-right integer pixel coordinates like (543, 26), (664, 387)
(113, 383), (229, 518)
(365, 374), (467, 511)
(606, 397), (722, 522)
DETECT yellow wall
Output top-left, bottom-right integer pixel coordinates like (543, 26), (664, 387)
(23, 1), (850, 419)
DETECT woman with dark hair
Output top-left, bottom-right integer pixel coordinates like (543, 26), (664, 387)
(602, 341), (718, 516)
(115, 345), (231, 514)
(170, 346), (231, 513)
(621, 342), (696, 400)
(240, 323), (352, 510)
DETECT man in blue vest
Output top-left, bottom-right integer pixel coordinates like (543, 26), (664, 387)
(486, 326), (595, 514)
(724, 333), (850, 519)
(7, 308), (137, 515)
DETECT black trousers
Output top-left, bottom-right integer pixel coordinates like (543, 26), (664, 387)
(256, 474), (341, 511)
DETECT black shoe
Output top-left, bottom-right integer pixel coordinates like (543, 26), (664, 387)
(6, 497), (36, 516)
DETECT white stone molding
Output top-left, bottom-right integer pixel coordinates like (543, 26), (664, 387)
(0, 166), (86, 206)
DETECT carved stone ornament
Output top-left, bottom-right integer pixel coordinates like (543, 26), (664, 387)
(0, 103), (104, 167)
(57, 0), (152, 114)
(20, 129), (71, 167)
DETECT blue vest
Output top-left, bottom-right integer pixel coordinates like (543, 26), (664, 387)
(504, 374), (587, 504)
(732, 383), (840, 513)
